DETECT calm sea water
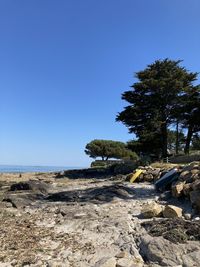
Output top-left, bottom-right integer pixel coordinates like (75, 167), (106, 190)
(0, 165), (79, 173)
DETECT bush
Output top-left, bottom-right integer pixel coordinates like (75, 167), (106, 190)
(138, 155), (152, 166)
(109, 160), (137, 175)
(91, 160), (109, 168)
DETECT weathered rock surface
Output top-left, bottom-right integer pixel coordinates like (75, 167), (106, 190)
(139, 234), (184, 266)
(141, 202), (163, 218)
(163, 205), (182, 218)
(139, 233), (200, 266)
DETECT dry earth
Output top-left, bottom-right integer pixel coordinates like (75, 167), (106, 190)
(0, 172), (200, 267)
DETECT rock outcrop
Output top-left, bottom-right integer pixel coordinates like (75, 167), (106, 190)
(126, 166), (164, 183)
(169, 162), (200, 213)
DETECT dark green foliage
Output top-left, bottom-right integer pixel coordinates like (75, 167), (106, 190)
(91, 160), (109, 168)
(90, 160), (121, 168)
(109, 160), (137, 175)
(85, 139), (138, 161)
(117, 59), (200, 157)
(191, 134), (200, 150)
(178, 86), (200, 154)
(167, 130), (185, 151)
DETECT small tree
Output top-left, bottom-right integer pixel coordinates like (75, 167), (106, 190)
(85, 139), (138, 161)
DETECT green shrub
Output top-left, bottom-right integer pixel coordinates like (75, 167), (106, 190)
(91, 160), (108, 168)
(109, 160), (137, 175)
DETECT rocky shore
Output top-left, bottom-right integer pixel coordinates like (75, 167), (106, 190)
(0, 165), (200, 267)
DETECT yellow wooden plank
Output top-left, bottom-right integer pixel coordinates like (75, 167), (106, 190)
(130, 169), (143, 183)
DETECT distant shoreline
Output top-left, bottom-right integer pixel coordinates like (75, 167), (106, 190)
(0, 165), (84, 174)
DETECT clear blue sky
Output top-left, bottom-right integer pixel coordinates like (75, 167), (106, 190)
(1, 0), (200, 167)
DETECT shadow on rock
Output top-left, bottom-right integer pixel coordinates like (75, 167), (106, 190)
(2, 180), (51, 208)
(9, 180), (51, 194)
(46, 184), (156, 204)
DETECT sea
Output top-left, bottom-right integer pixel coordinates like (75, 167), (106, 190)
(0, 165), (79, 173)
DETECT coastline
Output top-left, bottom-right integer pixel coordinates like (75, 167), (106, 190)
(0, 165), (82, 174)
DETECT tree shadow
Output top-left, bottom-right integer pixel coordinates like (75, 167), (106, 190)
(45, 184), (157, 204)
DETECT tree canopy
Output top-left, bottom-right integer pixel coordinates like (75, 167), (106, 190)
(117, 59), (200, 157)
(192, 134), (200, 150)
(85, 139), (138, 161)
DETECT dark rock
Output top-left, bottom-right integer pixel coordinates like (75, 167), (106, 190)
(54, 172), (64, 178)
(10, 180), (51, 194)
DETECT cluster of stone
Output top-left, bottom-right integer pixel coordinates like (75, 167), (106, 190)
(141, 202), (183, 219)
(130, 166), (163, 182)
(171, 161), (200, 212)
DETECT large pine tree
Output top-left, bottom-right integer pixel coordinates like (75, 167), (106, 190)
(116, 59), (198, 157)
(178, 86), (200, 154)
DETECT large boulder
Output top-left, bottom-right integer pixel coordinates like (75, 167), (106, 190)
(141, 202), (163, 218)
(163, 205), (182, 218)
(139, 234), (184, 266)
(140, 234), (200, 266)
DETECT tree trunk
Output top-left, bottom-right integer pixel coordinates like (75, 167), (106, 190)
(161, 122), (168, 158)
(184, 126), (193, 154)
(175, 121), (179, 155)
(102, 156), (105, 161)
